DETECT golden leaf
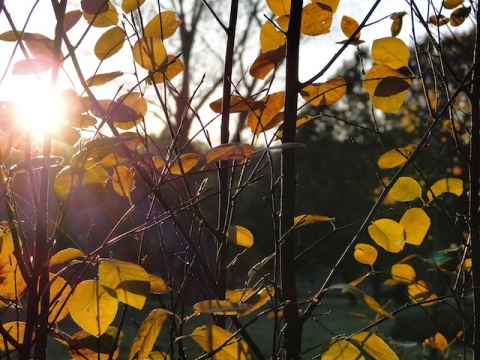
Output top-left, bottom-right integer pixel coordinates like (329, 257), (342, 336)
(122, 0), (146, 13)
(247, 91), (285, 135)
(371, 37), (410, 69)
(193, 300), (251, 315)
(86, 71), (124, 87)
(351, 332), (399, 360)
(133, 36), (167, 71)
(388, 177), (422, 202)
(144, 11), (181, 40)
(377, 145), (415, 169)
(204, 143), (255, 163)
(83, 2), (118, 27)
(300, 77), (347, 106)
(354, 243), (378, 266)
(321, 339), (365, 360)
(427, 177), (463, 202)
(94, 26), (125, 60)
(49, 248), (85, 266)
(391, 263), (416, 283)
(301, 3), (333, 36)
(368, 219), (406, 253)
(260, 21), (286, 53)
(341, 16), (360, 39)
(149, 274), (171, 294)
(227, 225), (254, 248)
(400, 207), (431, 245)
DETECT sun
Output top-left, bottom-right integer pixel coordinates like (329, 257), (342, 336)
(13, 83), (64, 138)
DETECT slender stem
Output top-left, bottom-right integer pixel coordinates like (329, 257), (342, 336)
(280, 0), (303, 358)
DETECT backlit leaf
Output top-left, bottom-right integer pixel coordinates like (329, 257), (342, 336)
(83, 2), (118, 27)
(112, 165), (136, 198)
(49, 248), (85, 266)
(400, 207), (430, 245)
(144, 11), (181, 40)
(114, 92), (147, 129)
(450, 6), (470, 26)
(354, 243), (378, 266)
(51, 123), (81, 146)
(260, 21), (286, 53)
(227, 225), (254, 248)
(70, 279), (118, 337)
(226, 286), (274, 317)
(0, 232), (27, 299)
(391, 263), (416, 283)
(87, 71), (123, 86)
(408, 280), (437, 305)
(148, 352), (171, 360)
(247, 91), (285, 135)
(427, 177), (463, 202)
(63, 10), (83, 32)
(329, 284), (394, 319)
(300, 77), (347, 106)
(341, 16), (360, 39)
(149, 274), (171, 294)
(390, 12), (406, 37)
(266, 0), (291, 16)
(191, 325), (253, 360)
(444, 0), (463, 9)
(169, 153), (199, 175)
(364, 64), (411, 113)
(294, 214), (335, 229)
(351, 332), (399, 360)
(276, 114), (320, 138)
(312, 0), (339, 13)
(129, 309), (172, 360)
(204, 143), (255, 163)
(69, 327), (122, 360)
(424, 332), (448, 350)
(94, 27), (125, 60)
(99, 258), (150, 309)
(321, 339), (364, 360)
(95, 99), (143, 124)
(210, 95), (265, 114)
(48, 273), (72, 323)
(133, 36), (167, 71)
(368, 219), (406, 253)
(388, 177), (422, 202)
(81, 0), (109, 14)
(12, 59), (51, 75)
(54, 166), (107, 208)
(0, 322), (26, 351)
(429, 14), (449, 26)
(249, 46), (285, 79)
(122, 0), (146, 13)
(147, 55), (185, 84)
(378, 145), (415, 169)
(371, 37), (410, 69)
(193, 300), (251, 315)
(301, 3), (333, 36)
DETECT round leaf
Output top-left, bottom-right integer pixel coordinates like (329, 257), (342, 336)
(391, 263), (416, 283)
(354, 243), (378, 266)
(351, 332), (399, 360)
(133, 36), (167, 71)
(368, 219), (406, 253)
(144, 11), (181, 40)
(371, 37), (410, 69)
(94, 26), (125, 60)
(388, 177), (422, 202)
(227, 225), (254, 248)
(301, 3), (333, 36)
(400, 207), (431, 245)
(70, 279), (119, 337)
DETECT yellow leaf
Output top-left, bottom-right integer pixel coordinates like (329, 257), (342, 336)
(133, 36), (167, 71)
(390, 12), (407, 37)
(341, 16), (360, 39)
(354, 243), (378, 266)
(424, 332), (448, 350)
(210, 95), (265, 114)
(300, 77), (347, 106)
(94, 26), (125, 60)
(0, 322), (26, 351)
(378, 145), (415, 169)
(99, 258), (150, 310)
(330, 284), (394, 319)
(351, 332), (399, 360)
(249, 46), (285, 80)
(321, 339), (365, 360)
(388, 177), (422, 202)
(301, 3), (333, 36)
(170, 153), (199, 175)
(368, 219), (406, 253)
(427, 177), (463, 202)
(371, 37), (409, 69)
(69, 327), (122, 360)
(276, 114), (320, 138)
(312, 0), (340, 13)
(86, 71), (124, 87)
(144, 11), (181, 40)
(70, 279), (119, 337)
(204, 143), (255, 163)
(364, 64), (411, 113)
(191, 325), (253, 360)
(147, 55), (185, 84)
(112, 166), (136, 198)
(226, 286), (274, 317)
(391, 263), (416, 283)
(247, 91), (285, 135)
(54, 166), (107, 208)
(0, 232), (27, 299)
(408, 280), (437, 305)
(129, 309), (172, 360)
(444, 0), (463, 9)
(193, 300), (251, 315)
(266, 0), (291, 16)
(227, 225), (254, 248)
(149, 274), (171, 294)
(400, 208), (431, 245)
(83, 2), (118, 27)
(294, 214), (335, 229)
(48, 273), (72, 323)
(122, 0), (146, 13)
(260, 21), (286, 53)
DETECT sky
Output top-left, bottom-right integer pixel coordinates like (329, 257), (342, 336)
(0, 0), (460, 137)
